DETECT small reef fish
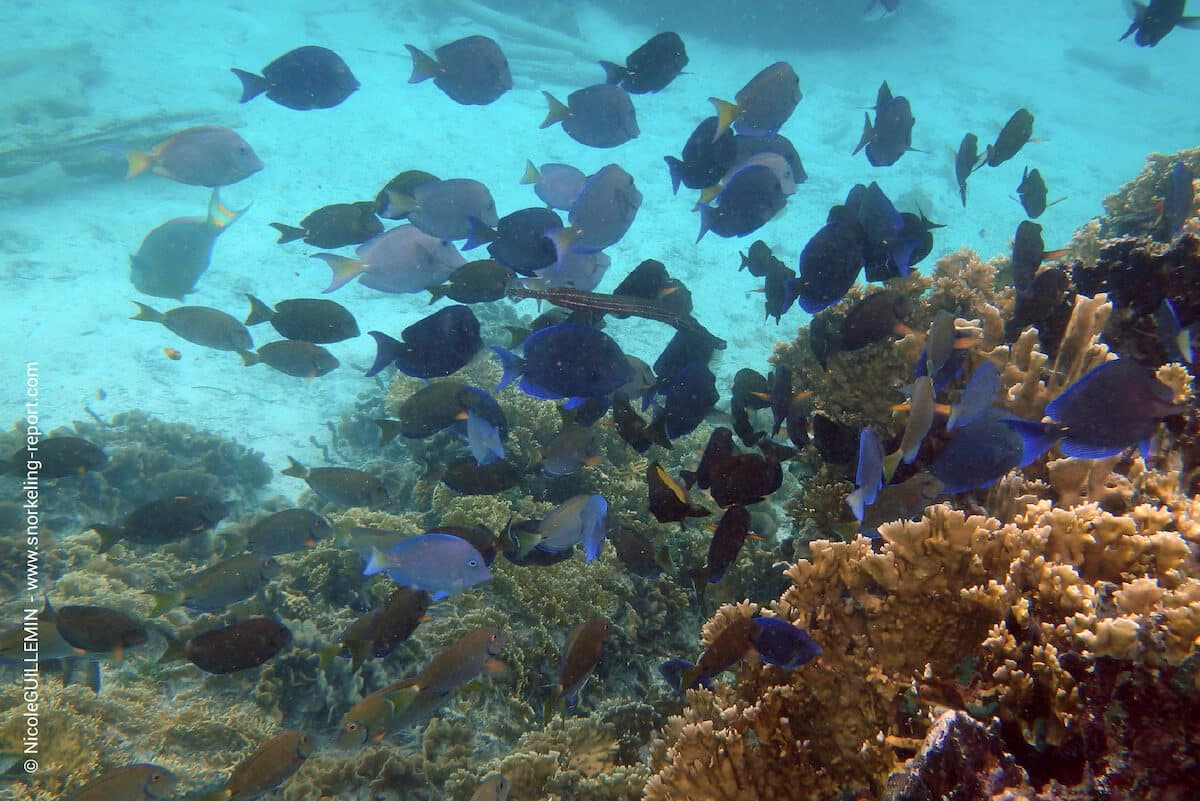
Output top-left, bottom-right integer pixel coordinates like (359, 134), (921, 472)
(412, 626), (507, 695)
(467, 410), (505, 466)
(367, 304), (482, 380)
(149, 554), (279, 616)
(688, 504), (754, 601)
(494, 322), (634, 400)
(125, 126), (263, 187)
(321, 586), (431, 671)
(656, 362), (720, 440)
(1017, 166), (1063, 218)
(364, 532), (492, 599)
(545, 616), (611, 724)
(244, 295), (359, 344)
(612, 390), (670, 453)
(600, 32), (688, 94)
(683, 426), (736, 490)
(710, 61), (801, 139)
(503, 518), (577, 567)
(199, 730), (313, 801)
(883, 375), (936, 480)
(232, 46), (359, 109)
(375, 169), (438, 219)
(731, 133), (807, 186)
(1155, 161), (1195, 242)
(466, 209), (560, 274)
(947, 361), (1002, 432)
(541, 84), (640, 148)
(509, 494), (608, 562)
(130, 302), (253, 352)
(0, 435), (105, 479)
(647, 461), (711, 525)
(314, 224), (465, 294)
(666, 614), (758, 692)
(707, 453), (784, 508)
(841, 290), (914, 351)
(747, 617), (822, 670)
(696, 163), (788, 241)
(955, 132), (980, 207)
(53, 605), (148, 660)
(428, 260), (517, 304)
(239, 340), (339, 378)
(1045, 358), (1184, 458)
(665, 116), (737, 194)
(282, 457), (389, 508)
(859, 472), (944, 533)
(611, 526), (671, 579)
(381, 381), (472, 441)
(556, 164), (643, 254)
(90, 494), (228, 552)
(662, 615), (820, 693)
(1120, 0), (1200, 46)
(441, 457), (522, 495)
(540, 425), (602, 476)
(846, 427), (885, 522)
(931, 408), (1058, 493)
(521, 160), (587, 210)
(131, 188), (247, 300)
(813, 412), (860, 464)
(384, 178), (499, 241)
(337, 683), (446, 749)
(471, 775), (511, 801)
(853, 81), (916, 167)
(240, 508), (332, 555)
(790, 218), (865, 314)
(62, 764), (177, 801)
(270, 202), (381, 248)
(406, 35), (512, 105)
(739, 239), (786, 278)
(163, 618), (292, 675)
(984, 109), (1034, 168)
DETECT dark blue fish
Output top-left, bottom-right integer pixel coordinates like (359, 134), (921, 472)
(931, 409), (1058, 493)
(1046, 359), (1182, 458)
(656, 362), (719, 440)
(751, 618), (821, 670)
(659, 658), (712, 693)
(915, 344), (968, 392)
(696, 163), (787, 241)
(451, 386), (510, 443)
(466, 412), (504, 465)
(653, 330), (719, 393)
(599, 32), (688, 94)
(688, 504), (752, 600)
(541, 84), (639, 148)
(789, 219), (865, 313)
(1017, 167), (1063, 219)
(1156, 161), (1195, 242)
(664, 116), (737, 194)
(682, 427), (736, 490)
(846, 427), (884, 522)
(232, 46), (359, 110)
(955, 132), (979, 207)
(984, 109), (1034, 168)
(731, 132), (807, 185)
(853, 81), (915, 167)
(1121, 0), (1200, 46)
(367, 305), (482, 378)
(406, 35), (512, 105)
(465, 207), (561, 275)
(947, 361), (1002, 432)
(494, 323), (633, 400)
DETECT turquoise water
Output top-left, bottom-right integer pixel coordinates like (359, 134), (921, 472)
(3, 1), (1200, 799)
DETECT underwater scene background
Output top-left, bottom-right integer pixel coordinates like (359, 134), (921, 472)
(4, 0), (1200, 799)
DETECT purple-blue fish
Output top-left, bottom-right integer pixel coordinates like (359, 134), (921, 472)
(751, 617), (821, 670)
(541, 84), (640, 149)
(1156, 161), (1195, 242)
(789, 219), (865, 313)
(555, 164), (642, 254)
(494, 323), (633, 400)
(405, 35), (512, 105)
(534, 250), (611, 291)
(364, 533), (492, 599)
(846, 427), (884, 522)
(466, 207), (560, 275)
(932, 409), (1058, 493)
(696, 163), (787, 241)
(314, 225), (464, 294)
(125, 126), (263, 187)
(383, 178), (498, 241)
(947, 361), (1001, 431)
(366, 304), (482, 379)
(522, 161), (587, 210)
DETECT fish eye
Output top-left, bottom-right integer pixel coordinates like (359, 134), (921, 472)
(468, 559), (479, 567)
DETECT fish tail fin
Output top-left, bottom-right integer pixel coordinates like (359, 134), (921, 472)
(281, 456), (309, 480)
(269, 222), (307, 244)
(311, 253), (366, 293)
(509, 526), (542, 559)
(881, 448), (902, 482)
(366, 331), (405, 377)
(129, 301), (164, 324)
(238, 350), (261, 367)
(381, 190), (416, 219)
(846, 487), (866, 522)
(362, 546), (387, 577)
(348, 641), (371, 672)
(316, 643), (340, 669)
(207, 188), (248, 229)
(679, 470), (698, 490)
(463, 216), (496, 250)
(374, 418), (405, 445)
(244, 294), (274, 326)
(708, 97), (738, 141)
(598, 60), (626, 85)
(157, 631), (186, 664)
(230, 67), (270, 103)
(491, 346), (524, 392)
(148, 591), (182, 617)
(543, 690), (560, 725)
(520, 159), (541, 185)
(1002, 419), (1063, 467)
(540, 91), (569, 129)
(853, 112), (874, 155)
(90, 523), (123, 553)
(663, 156), (685, 195)
(678, 665), (702, 693)
(405, 44), (440, 84)
(63, 658), (102, 693)
(696, 204), (717, 243)
(688, 567), (710, 602)
(696, 184), (721, 206)
(124, 149), (152, 179)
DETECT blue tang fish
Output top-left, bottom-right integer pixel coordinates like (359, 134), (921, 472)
(750, 618), (822, 670)
(367, 305), (482, 379)
(846, 427), (884, 522)
(364, 533), (492, 599)
(947, 361), (1002, 432)
(510, 494), (608, 562)
(493, 323), (633, 400)
(931, 409), (1058, 493)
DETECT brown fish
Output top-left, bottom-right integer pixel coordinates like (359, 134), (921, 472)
(441, 457), (521, 495)
(647, 462), (710, 525)
(0, 435), (106, 479)
(544, 616), (610, 723)
(840, 290), (913, 351)
(125, 126), (263, 187)
(321, 586), (431, 670)
(219, 730), (313, 801)
(244, 295), (359, 344)
(375, 169), (439, 218)
(91, 494), (228, 553)
(64, 763), (178, 801)
(336, 683), (446, 749)
(281, 458), (388, 507)
(131, 189), (248, 300)
(270, 202), (382, 248)
(131, 303), (253, 352)
(149, 554), (280, 616)
(165, 618), (292, 674)
(239, 340), (339, 378)
(679, 614), (758, 691)
(241, 508), (333, 555)
(54, 605), (148, 660)
(414, 626), (506, 695)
